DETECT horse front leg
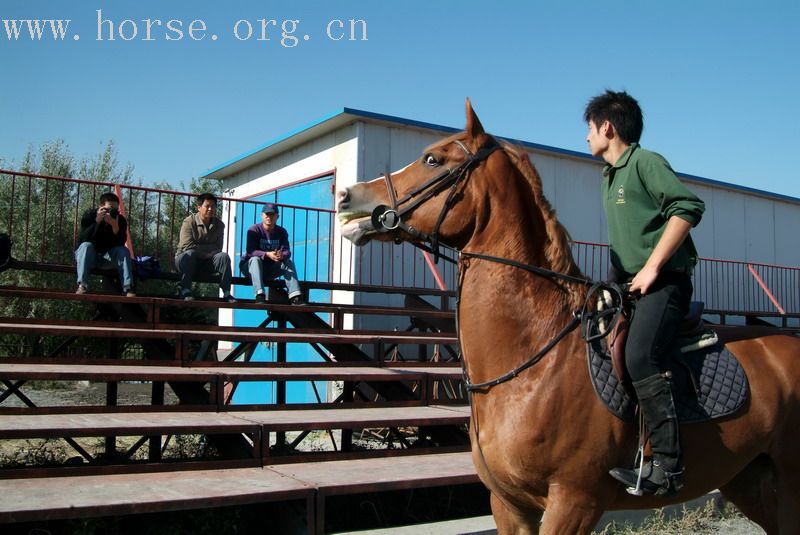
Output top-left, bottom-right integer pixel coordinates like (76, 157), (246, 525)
(538, 486), (604, 535)
(491, 492), (543, 535)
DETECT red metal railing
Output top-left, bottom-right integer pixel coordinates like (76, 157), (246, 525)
(571, 241), (800, 315)
(2, 169), (798, 312)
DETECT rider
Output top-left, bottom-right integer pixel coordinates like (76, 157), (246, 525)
(584, 90), (705, 496)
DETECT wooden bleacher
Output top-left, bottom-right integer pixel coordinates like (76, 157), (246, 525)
(0, 451), (479, 534)
(0, 361), (463, 413)
(0, 259), (479, 534)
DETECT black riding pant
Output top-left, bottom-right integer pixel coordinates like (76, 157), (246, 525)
(624, 272), (693, 382)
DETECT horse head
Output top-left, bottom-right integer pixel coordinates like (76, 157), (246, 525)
(338, 100), (578, 284)
(337, 99), (501, 251)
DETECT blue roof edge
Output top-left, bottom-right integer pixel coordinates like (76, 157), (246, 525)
(202, 107), (349, 178)
(203, 107), (798, 204)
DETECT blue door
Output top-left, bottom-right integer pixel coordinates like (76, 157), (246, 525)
(231, 175), (333, 404)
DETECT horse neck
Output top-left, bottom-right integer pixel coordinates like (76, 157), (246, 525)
(464, 162), (575, 294)
(457, 170), (584, 385)
(462, 195), (577, 320)
(465, 173), (545, 263)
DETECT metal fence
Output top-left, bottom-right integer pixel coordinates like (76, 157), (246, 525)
(0, 169), (458, 290)
(571, 241), (800, 315)
(1, 169), (798, 312)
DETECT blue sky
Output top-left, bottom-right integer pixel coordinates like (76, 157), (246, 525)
(2, 0), (798, 198)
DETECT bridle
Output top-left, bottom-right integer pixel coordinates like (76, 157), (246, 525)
(371, 138), (500, 263)
(369, 136), (627, 391)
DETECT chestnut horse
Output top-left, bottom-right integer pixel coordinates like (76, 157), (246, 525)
(337, 101), (800, 534)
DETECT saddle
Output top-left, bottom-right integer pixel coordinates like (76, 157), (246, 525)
(607, 300), (715, 389)
(586, 295), (749, 423)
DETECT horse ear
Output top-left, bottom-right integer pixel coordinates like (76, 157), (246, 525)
(465, 98), (485, 139)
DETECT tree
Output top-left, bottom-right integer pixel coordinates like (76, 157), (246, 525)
(0, 140), (224, 358)
(0, 140), (138, 357)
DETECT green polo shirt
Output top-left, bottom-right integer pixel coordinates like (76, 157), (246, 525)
(602, 144), (705, 278)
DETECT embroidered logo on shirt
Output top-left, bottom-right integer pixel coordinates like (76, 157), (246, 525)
(616, 186), (626, 205)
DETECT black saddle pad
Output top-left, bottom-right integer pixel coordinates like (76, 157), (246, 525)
(586, 340), (749, 423)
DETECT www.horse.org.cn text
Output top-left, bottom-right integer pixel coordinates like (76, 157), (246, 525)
(1, 10), (368, 47)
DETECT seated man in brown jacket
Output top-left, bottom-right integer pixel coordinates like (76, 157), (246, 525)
(174, 192), (234, 302)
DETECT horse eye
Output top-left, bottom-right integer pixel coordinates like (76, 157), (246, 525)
(423, 154), (439, 167)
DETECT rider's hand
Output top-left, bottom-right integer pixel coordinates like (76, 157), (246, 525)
(630, 265), (659, 295)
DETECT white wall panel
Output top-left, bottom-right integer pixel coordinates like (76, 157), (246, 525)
(224, 127), (358, 198)
(531, 153), (557, 211)
(360, 122), (391, 182)
(686, 184), (715, 258)
(708, 189), (747, 260)
(775, 202), (800, 267)
(389, 128), (441, 175)
(744, 196), (776, 263)
(548, 156), (606, 244)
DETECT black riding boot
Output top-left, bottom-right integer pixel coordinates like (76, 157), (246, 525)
(609, 373), (684, 496)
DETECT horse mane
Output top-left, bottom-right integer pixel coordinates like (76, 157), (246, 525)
(500, 142), (582, 281)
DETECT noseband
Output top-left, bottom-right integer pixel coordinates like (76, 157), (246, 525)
(371, 139), (500, 263)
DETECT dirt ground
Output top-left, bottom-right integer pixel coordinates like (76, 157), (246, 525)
(1, 380), (179, 409)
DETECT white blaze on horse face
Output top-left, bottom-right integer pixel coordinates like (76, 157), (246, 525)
(394, 162), (414, 175)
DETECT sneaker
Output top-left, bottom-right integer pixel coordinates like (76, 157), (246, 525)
(124, 290), (137, 297)
(76, 283), (88, 295)
(179, 289), (194, 301)
(289, 295), (306, 306)
(223, 293), (237, 303)
(254, 293), (266, 304)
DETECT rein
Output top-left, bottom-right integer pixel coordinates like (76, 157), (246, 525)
(456, 252), (595, 393)
(461, 251), (593, 286)
(458, 261), (628, 392)
(461, 310), (583, 392)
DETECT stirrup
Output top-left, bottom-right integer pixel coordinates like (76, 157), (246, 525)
(611, 446), (684, 497)
(627, 445), (647, 496)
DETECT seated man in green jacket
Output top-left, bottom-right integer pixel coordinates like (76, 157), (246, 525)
(174, 192), (234, 302)
(584, 90), (705, 497)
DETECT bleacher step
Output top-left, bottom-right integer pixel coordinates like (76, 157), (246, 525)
(0, 405), (470, 439)
(0, 362), (464, 382)
(0, 452), (478, 531)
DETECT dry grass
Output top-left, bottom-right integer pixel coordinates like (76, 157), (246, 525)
(595, 499), (764, 535)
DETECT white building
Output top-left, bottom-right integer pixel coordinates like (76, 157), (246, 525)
(206, 107), (800, 317)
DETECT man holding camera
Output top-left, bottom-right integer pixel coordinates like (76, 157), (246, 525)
(75, 192), (135, 296)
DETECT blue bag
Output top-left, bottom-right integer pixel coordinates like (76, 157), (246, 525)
(134, 256), (161, 280)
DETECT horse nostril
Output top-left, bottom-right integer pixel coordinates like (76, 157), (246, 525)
(337, 189), (351, 206)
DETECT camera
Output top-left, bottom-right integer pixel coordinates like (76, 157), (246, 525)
(107, 207), (119, 218)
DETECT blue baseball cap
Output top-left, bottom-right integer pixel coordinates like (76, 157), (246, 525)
(261, 202), (279, 214)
